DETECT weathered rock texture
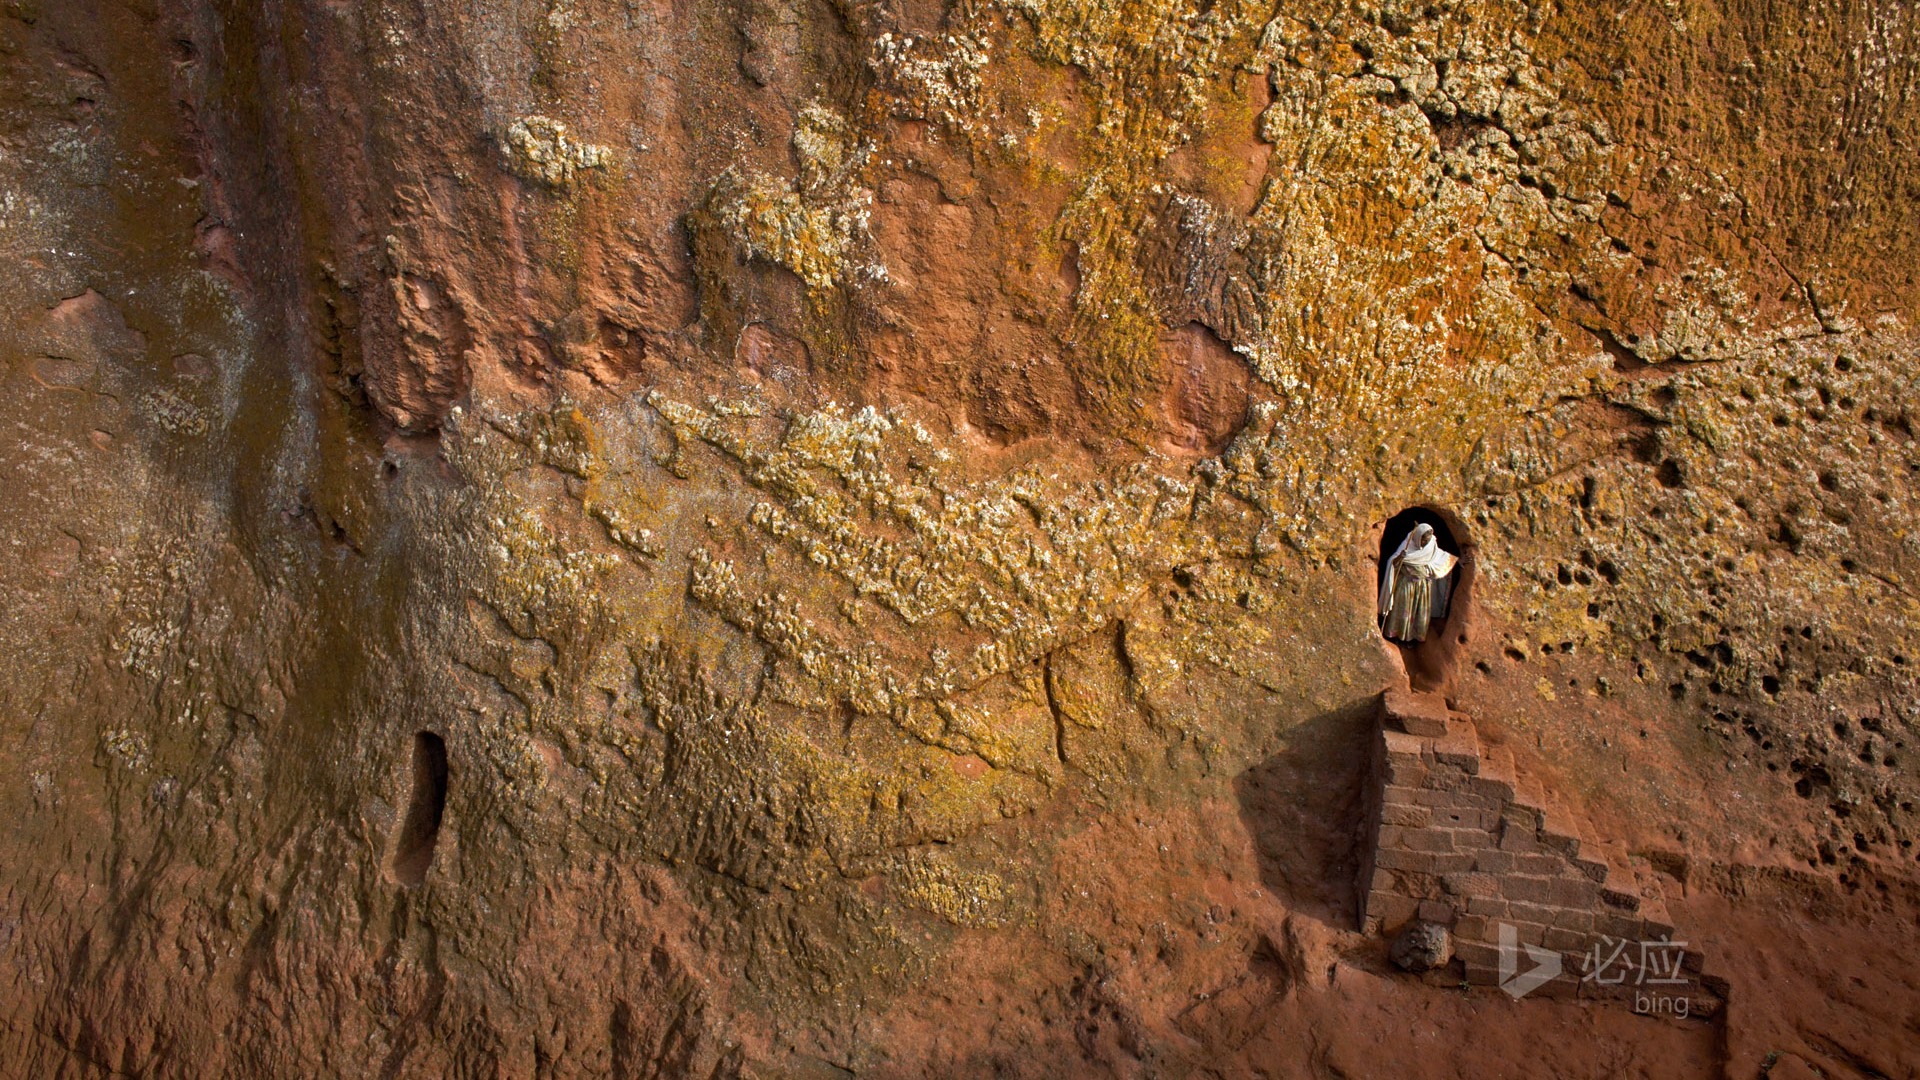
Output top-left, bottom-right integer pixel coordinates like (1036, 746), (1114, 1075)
(0, 0), (1917, 1075)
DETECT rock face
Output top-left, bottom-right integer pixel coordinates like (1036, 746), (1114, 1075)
(1, 0), (1917, 1076)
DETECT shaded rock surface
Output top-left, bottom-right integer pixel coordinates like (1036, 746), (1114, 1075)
(0, 0), (1916, 1075)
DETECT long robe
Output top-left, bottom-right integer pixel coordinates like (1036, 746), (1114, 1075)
(1379, 526), (1458, 643)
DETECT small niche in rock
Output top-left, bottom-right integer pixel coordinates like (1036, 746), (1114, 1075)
(1377, 507), (1472, 692)
(388, 731), (448, 888)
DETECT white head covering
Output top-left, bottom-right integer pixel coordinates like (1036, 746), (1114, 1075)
(1378, 523), (1459, 615)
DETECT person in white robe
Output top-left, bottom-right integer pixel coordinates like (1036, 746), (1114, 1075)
(1379, 523), (1458, 643)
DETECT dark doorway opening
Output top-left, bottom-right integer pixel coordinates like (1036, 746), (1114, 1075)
(388, 731), (448, 888)
(1377, 507), (1471, 692)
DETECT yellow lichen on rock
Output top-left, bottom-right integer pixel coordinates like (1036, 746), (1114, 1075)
(504, 115), (611, 187)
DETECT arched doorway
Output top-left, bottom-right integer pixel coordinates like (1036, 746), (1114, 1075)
(1377, 507), (1472, 693)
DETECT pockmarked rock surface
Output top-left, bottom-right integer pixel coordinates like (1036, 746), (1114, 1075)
(1, 0), (1916, 1075)
(1387, 921), (1450, 974)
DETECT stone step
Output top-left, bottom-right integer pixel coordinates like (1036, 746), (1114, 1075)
(1508, 776), (1590, 861)
(1382, 688), (1451, 736)
(1538, 827), (1582, 861)
(1578, 838), (1630, 885)
(1508, 774), (1549, 828)
(1480, 743), (1517, 786)
(1430, 718), (1482, 774)
(1365, 690), (1686, 985)
(1625, 860), (1674, 930)
(1589, 840), (1661, 910)
(1595, 857), (1680, 933)
(1598, 868), (1644, 914)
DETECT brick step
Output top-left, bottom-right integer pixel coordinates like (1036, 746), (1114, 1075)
(1501, 766), (1600, 866)
(1577, 838), (1628, 886)
(1431, 718), (1482, 775)
(1480, 743), (1517, 786)
(1618, 862), (1673, 932)
(1382, 688), (1454, 738)
(1529, 782), (1587, 836)
(1589, 841), (1647, 915)
(1573, 841), (1680, 931)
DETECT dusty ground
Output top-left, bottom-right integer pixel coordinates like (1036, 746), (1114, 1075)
(0, 0), (1916, 1075)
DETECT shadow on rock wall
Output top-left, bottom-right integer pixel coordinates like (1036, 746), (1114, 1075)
(1233, 699), (1378, 931)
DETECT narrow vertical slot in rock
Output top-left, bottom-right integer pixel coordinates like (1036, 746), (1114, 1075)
(389, 731), (448, 888)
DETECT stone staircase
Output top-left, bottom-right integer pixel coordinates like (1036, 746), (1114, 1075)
(1357, 689), (1721, 1010)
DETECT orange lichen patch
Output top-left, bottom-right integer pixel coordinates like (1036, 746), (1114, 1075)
(959, 0), (1276, 432)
